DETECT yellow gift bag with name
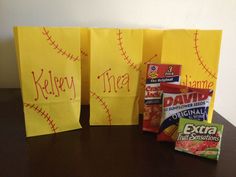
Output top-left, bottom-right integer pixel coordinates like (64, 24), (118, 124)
(161, 30), (222, 122)
(14, 26), (82, 137)
(139, 29), (163, 113)
(80, 28), (90, 105)
(90, 28), (143, 125)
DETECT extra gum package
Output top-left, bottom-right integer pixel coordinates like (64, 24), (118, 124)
(157, 83), (213, 142)
(143, 64), (181, 133)
(175, 118), (223, 160)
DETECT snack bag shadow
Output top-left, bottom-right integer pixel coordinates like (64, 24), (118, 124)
(80, 28), (90, 105)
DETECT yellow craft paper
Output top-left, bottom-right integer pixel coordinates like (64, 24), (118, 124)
(14, 28), (23, 87)
(80, 28), (90, 105)
(14, 26), (82, 137)
(90, 28), (143, 125)
(139, 29), (163, 113)
(161, 30), (222, 123)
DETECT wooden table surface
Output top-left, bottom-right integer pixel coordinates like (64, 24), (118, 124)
(0, 89), (235, 177)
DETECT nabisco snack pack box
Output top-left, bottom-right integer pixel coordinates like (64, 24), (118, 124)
(143, 64), (181, 133)
(157, 83), (213, 142)
(175, 118), (223, 160)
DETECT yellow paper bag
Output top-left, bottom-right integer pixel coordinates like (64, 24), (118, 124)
(161, 30), (222, 122)
(90, 28), (143, 125)
(139, 29), (163, 113)
(80, 28), (90, 105)
(14, 26), (82, 137)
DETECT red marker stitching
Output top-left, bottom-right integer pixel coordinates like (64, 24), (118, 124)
(24, 103), (58, 133)
(90, 91), (112, 125)
(143, 54), (158, 65)
(193, 30), (217, 79)
(42, 27), (80, 61)
(81, 49), (88, 57)
(117, 29), (140, 71)
(140, 79), (146, 88)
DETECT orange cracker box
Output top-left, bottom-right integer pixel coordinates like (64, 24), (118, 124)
(142, 64), (181, 133)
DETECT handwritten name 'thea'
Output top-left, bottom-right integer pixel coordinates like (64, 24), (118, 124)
(32, 69), (76, 101)
(97, 68), (130, 93)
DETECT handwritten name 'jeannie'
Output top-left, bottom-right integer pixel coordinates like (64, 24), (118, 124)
(32, 69), (76, 101)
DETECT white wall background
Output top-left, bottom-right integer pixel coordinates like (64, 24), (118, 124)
(0, 0), (236, 126)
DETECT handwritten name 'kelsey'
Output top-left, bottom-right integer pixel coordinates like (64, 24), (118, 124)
(31, 69), (76, 101)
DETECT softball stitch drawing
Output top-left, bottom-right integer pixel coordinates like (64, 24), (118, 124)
(143, 54), (158, 65)
(90, 90), (112, 125)
(24, 103), (58, 133)
(42, 27), (80, 61)
(193, 30), (217, 79)
(80, 49), (88, 57)
(116, 29), (140, 71)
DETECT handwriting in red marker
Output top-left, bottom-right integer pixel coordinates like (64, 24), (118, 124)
(32, 69), (76, 101)
(97, 68), (130, 93)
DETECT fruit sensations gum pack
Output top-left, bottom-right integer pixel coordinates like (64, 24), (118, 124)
(143, 64), (181, 133)
(157, 83), (213, 142)
(175, 118), (223, 160)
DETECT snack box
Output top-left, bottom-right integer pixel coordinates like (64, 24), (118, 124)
(175, 118), (223, 160)
(143, 64), (181, 133)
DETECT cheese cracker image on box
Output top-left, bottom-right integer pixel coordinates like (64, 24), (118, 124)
(175, 118), (223, 160)
(143, 64), (181, 133)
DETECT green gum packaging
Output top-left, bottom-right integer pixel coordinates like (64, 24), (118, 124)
(175, 118), (223, 160)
